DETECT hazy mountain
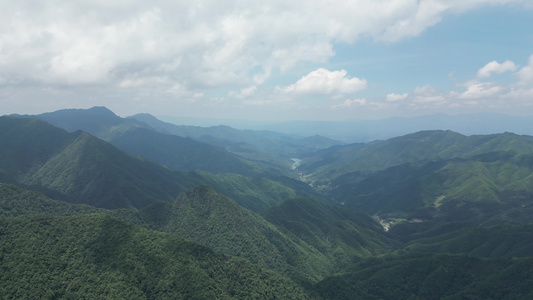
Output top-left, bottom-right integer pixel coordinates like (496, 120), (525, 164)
(130, 112), (343, 159)
(0, 116), (320, 211)
(258, 113), (533, 142)
(299, 130), (533, 182)
(19, 106), (290, 177)
(0, 116), (203, 208)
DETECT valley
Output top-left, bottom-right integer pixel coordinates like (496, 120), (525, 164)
(1, 107), (533, 299)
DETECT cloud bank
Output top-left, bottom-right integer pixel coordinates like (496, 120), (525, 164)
(0, 0), (531, 119)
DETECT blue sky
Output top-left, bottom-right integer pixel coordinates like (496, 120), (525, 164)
(0, 0), (532, 121)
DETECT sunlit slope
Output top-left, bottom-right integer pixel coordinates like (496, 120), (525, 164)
(192, 171), (320, 211)
(262, 197), (399, 271)
(299, 130), (533, 182)
(140, 186), (334, 282)
(330, 151), (533, 223)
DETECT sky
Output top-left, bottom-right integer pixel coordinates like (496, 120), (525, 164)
(1, 0), (533, 122)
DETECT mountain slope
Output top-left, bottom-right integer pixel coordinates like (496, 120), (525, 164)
(0, 213), (312, 299)
(140, 186), (333, 282)
(262, 197), (398, 271)
(314, 252), (533, 299)
(0, 116), (203, 209)
(330, 151), (533, 223)
(299, 130), (533, 182)
(130, 112), (342, 159)
(27, 107), (289, 176)
(108, 126), (268, 176)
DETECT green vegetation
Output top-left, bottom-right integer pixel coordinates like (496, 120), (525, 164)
(263, 197), (399, 271)
(193, 171), (320, 211)
(3, 110), (533, 298)
(314, 252), (533, 299)
(299, 130), (533, 182)
(329, 151), (533, 223)
(0, 214), (312, 299)
(139, 186), (333, 282)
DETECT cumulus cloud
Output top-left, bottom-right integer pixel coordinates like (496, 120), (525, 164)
(459, 82), (503, 99)
(477, 60), (517, 78)
(0, 0), (526, 91)
(386, 93), (408, 101)
(280, 68), (367, 95)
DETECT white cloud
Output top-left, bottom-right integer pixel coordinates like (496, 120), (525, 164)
(516, 54), (533, 85)
(413, 84), (447, 104)
(386, 93), (408, 101)
(331, 98), (367, 109)
(229, 85), (257, 98)
(459, 82), (503, 99)
(1, 0), (526, 90)
(280, 68), (367, 95)
(477, 60), (517, 78)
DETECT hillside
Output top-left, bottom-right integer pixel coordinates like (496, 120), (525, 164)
(25, 106), (289, 177)
(0, 213), (312, 299)
(130, 112), (342, 159)
(0, 116), (201, 209)
(313, 252), (533, 299)
(140, 186), (334, 282)
(262, 197), (399, 270)
(3, 112), (533, 298)
(298, 130), (533, 182)
(329, 151), (533, 223)
(0, 116), (319, 211)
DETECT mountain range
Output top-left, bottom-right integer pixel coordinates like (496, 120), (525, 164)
(1, 107), (533, 299)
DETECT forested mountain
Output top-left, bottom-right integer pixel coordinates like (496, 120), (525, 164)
(139, 186), (333, 282)
(20, 106), (288, 177)
(129, 112), (342, 159)
(0, 116), (201, 208)
(0, 213), (311, 299)
(2, 110), (533, 298)
(299, 130), (533, 182)
(0, 116), (317, 210)
(329, 151), (533, 223)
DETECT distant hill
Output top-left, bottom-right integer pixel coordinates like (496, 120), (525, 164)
(299, 130), (533, 182)
(328, 150), (533, 223)
(20, 106), (286, 177)
(258, 113), (533, 142)
(129, 112), (342, 159)
(0, 116), (202, 209)
(0, 116), (319, 210)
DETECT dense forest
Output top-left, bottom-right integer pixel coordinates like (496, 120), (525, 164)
(1, 107), (533, 299)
